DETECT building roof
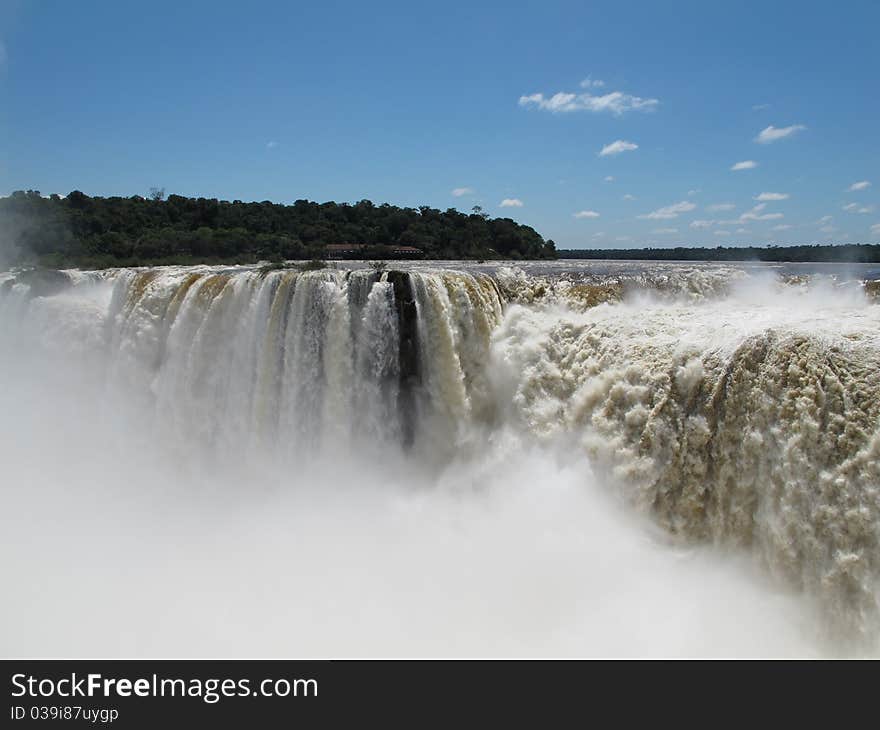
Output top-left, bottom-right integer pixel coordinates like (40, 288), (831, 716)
(324, 243), (421, 252)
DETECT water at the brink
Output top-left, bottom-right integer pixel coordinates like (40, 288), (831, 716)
(1, 261), (879, 657)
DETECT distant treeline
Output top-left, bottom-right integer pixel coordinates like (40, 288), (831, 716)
(0, 190), (556, 269)
(558, 245), (880, 263)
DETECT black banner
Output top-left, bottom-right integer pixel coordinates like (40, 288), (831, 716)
(2, 659), (864, 727)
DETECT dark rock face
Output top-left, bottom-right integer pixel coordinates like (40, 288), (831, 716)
(386, 271), (420, 448)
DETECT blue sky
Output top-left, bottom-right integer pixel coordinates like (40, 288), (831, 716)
(1, 0), (878, 249)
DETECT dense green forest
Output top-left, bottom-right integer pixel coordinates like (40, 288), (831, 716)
(0, 190), (556, 268)
(4, 189), (877, 269)
(559, 245), (880, 263)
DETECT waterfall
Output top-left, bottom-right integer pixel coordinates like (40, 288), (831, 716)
(89, 266), (505, 462)
(2, 262), (879, 649)
(491, 293), (880, 644)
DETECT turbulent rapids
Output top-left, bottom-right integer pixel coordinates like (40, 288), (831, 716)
(1, 260), (880, 654)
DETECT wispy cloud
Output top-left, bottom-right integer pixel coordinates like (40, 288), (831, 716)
(841, 203), (874, 213)
(266, 141), (278, 149)
(714, 230), (732, 236)
(499, 198), (523, 208)
(847, 180), (871, 192)
(754, 124), (806, 144)
(652, 228), (678, 234)
(817, 215), (833, 224)
(451, 187), (474, 197)
(519, 84), (658, 115)
(707, 203), (735, 212)
(687, 189), (701, 197)
(580, 77), (605, 89)
(731, 160), (758, 171)
(622, 194), (636, 201)
(752, 103), (770, 111)
(743, 212), (785, 221)
(754, 192), (789, 201)
(771, 224), (793, 231)
(604, 175), (615, 182)
(871, 223), (880, 236)
(738, 203), (784, 222)
(573, 210), (600, 219)
(599, 140), (638, 157)
(820, 225), (836, 233)
(638, 200), (696, 220)
(690, 219), (715, 229)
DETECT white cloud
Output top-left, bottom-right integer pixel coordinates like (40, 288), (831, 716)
(652, 228), (678, 234)
(604, 176), (615, 182)
(714, 230), (732, 236)
(820, 225), (836, 233)
(817, 215), (833, 224)
(592, 232), (605, 238)
(754, 124), (807, 144)
(499, 198), (523, 208)
(451, 187), (474, 197)
(754, 192), (789, 201)
(616, 236), (632, 242)
(573, 210), (600, 219)
(599, 139), (638, 157)
(687, 189), (701, 197)
(847, 180), (871, 192)
(690, 219), (715, 229)
(752, 103), (770, 111)
(771, 224), (793, 231)
(731, 160), (758, 171)
(751, 212), (784, 221)
(739, 203), (784, 222)
(841, 203), (874, 214)
(519, 87), (658, 116)
(580, 77), (605, 89)
(622, 194), (636, 201)
(638, 200), (696, 220)
(736, 228), (750, 234)
(871, 223), (880, 236)
(707, 203), (735, 212)
(266, 141), (278, 149)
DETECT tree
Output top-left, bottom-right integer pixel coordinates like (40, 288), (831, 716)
(471, 205), (489, 220)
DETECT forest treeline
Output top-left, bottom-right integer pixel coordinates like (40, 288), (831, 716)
(558, 245), (880, 263)
(0, 190), (556, 268)
(3, 189), (877, 269)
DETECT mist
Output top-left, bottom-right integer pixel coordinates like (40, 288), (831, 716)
(0, 344), (816, 657)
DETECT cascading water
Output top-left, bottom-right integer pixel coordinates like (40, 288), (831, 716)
(96, 266), (504, 463)
(492, 289), (880, 645)
(1, 261), (879, 655)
